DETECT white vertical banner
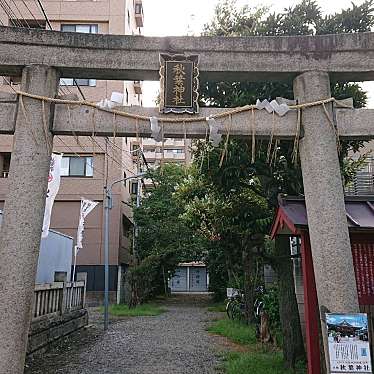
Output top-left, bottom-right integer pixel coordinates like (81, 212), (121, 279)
(76, 198), (99, 251)
(41, 153), (62, 238)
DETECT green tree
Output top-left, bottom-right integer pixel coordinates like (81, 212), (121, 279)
(129, 163), (209, 305)
(176, 142), (273, 323)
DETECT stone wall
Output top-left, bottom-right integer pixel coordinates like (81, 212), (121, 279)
(27, 309), (88, 355)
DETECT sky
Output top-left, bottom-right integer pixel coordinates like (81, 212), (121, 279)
(141, 0), (374, 108)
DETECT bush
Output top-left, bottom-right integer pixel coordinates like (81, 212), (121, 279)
(127, 255), (166, 306)
(262, 287), (281, 331)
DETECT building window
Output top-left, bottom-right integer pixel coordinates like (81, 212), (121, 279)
(126, 89), (129, 104)
(134, 3), (143, 15)
(123, 171), (127, 186)
(60, 78), (96, 87)
(9, 19), (45, 28)
(131, 143), (140, 152)
(60, 24), (98, 87)
(0, 153), (11, 178)
(122, 214), (133, 237)
(130, 181), (138, 195)
(61, 24), (98, 33)
(127, 10), (130, 28)
(60, 156), (93, 177)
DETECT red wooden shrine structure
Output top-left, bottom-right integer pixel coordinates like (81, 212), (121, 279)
(271, 196), (374, 374)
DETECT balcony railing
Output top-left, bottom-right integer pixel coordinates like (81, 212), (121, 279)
(134, 0), (144, 27)
(345, 157), (374, 196)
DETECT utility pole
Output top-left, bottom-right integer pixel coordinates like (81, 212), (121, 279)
(103, 172), (145, 331)
(133, 146), (142, 263)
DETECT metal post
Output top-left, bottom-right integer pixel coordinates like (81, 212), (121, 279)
(134, 150), (142, 262)
(104, 187), (111, 331)
(103, 173), (145, 331)
(69, 246), (78, 309)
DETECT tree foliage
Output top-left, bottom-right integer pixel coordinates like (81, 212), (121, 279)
(129, 164), (210, 305)
(202, 0), (371, 112)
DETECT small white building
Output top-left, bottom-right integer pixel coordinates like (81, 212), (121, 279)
(0, 210), (73, 283)
(170, 262), (209, 293)
(36, 230), (73, 284)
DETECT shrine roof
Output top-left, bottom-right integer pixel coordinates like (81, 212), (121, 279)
(271, 195), (374, 237)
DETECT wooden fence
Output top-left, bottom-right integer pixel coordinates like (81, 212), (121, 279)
(32, 277), (86, 320)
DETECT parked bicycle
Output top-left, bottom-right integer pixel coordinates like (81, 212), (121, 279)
(226, 288), (245, 321)
(254, 286), (266, 338)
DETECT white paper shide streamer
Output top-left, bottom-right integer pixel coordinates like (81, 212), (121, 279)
(41, 153), (62, 238)
(71, 198), (99, 284)
(76, 198), (99, 252)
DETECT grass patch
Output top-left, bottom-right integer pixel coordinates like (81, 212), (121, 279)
(100, 303), (166, 317)
(208, 318), (257, 345)
(209, 317), (306, 374)
(207, 303), (227, 313)
(223, 351), (305, 374)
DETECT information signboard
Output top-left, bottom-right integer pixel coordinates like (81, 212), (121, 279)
(327, 313), (372, 373)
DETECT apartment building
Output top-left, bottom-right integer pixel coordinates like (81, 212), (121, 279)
(0, 0), (144, 304)
(131, 137), (192, 188)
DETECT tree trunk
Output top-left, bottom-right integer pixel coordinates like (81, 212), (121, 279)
(274, 235), (305, 369)
(242, 248), (255, 324)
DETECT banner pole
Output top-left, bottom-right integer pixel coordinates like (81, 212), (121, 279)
(70, 245), (77, 309)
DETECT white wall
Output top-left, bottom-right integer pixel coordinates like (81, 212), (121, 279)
(36, 230), (73, 284)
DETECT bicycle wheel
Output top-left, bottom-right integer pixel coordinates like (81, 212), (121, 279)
(231, 300), (243, 322)
(226, 300), (234, 319)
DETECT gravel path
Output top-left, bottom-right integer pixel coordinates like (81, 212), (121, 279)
(25, 295), (222, 374)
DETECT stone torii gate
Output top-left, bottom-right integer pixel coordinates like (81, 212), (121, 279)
(0, 26), (374, 374)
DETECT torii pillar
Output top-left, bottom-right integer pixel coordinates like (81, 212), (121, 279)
(0, 65), (58, 374)
(294, 71), (360, 372)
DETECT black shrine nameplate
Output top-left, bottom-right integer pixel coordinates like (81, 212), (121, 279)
(159, 53), (199, 114)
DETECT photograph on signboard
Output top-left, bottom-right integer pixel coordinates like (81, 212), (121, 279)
(326, 313), (372, 373)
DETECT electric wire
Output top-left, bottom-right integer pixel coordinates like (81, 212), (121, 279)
(1, 76), (17, 92)
(9, 0), (30, 27)
(20, 0), (44, 28)
(90, 136), (136, 177)
(34, 0), (51, 29)
(105, 137), (157, 188)
(55, 136), (107, 179)
(2, 0), (142, 185)
(2, 0), (23, 27)
(0, 0), (22, 27)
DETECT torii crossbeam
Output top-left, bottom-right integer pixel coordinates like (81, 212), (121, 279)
(0, 26), (373, 374)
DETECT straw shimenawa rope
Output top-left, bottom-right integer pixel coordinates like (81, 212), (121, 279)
(15, 90), (343, 123)
(16, 91), (344, 162)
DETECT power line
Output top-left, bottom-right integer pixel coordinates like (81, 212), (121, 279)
(0, 0), (22, 27)
(34, 0), (51, 29)
(20, 0), (44, 28)
(73, 79), (86, 101)
(55, 136), (107, 179)
(90, 136), (136, 176)
(9, 0), (30, 27)
(2, 0), (136, 184)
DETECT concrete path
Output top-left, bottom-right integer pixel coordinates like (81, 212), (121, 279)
(25, 296), (221, 374)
